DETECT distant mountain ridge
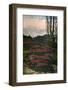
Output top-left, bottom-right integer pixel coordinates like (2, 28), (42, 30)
(23, 34), (49, 44)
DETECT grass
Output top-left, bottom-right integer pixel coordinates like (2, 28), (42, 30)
(23, 35), (57, 74)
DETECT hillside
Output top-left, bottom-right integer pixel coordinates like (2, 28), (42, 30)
(23, 34), (57, 74)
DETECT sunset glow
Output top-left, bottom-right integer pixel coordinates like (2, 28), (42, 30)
(23, 15), (47, 37)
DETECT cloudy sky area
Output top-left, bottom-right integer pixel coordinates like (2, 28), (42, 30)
(23, 15), (47, 37)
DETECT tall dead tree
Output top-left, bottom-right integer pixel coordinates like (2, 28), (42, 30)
(46, 16), (49, 35)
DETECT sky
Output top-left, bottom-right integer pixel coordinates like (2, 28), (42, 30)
(23, 15), (47, 37)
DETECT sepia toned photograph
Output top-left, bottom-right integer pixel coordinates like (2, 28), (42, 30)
(23, 15), (57, 74)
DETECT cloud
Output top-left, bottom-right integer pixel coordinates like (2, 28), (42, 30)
(23, 28), (47, 37)
(23, 15), (47, 37)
